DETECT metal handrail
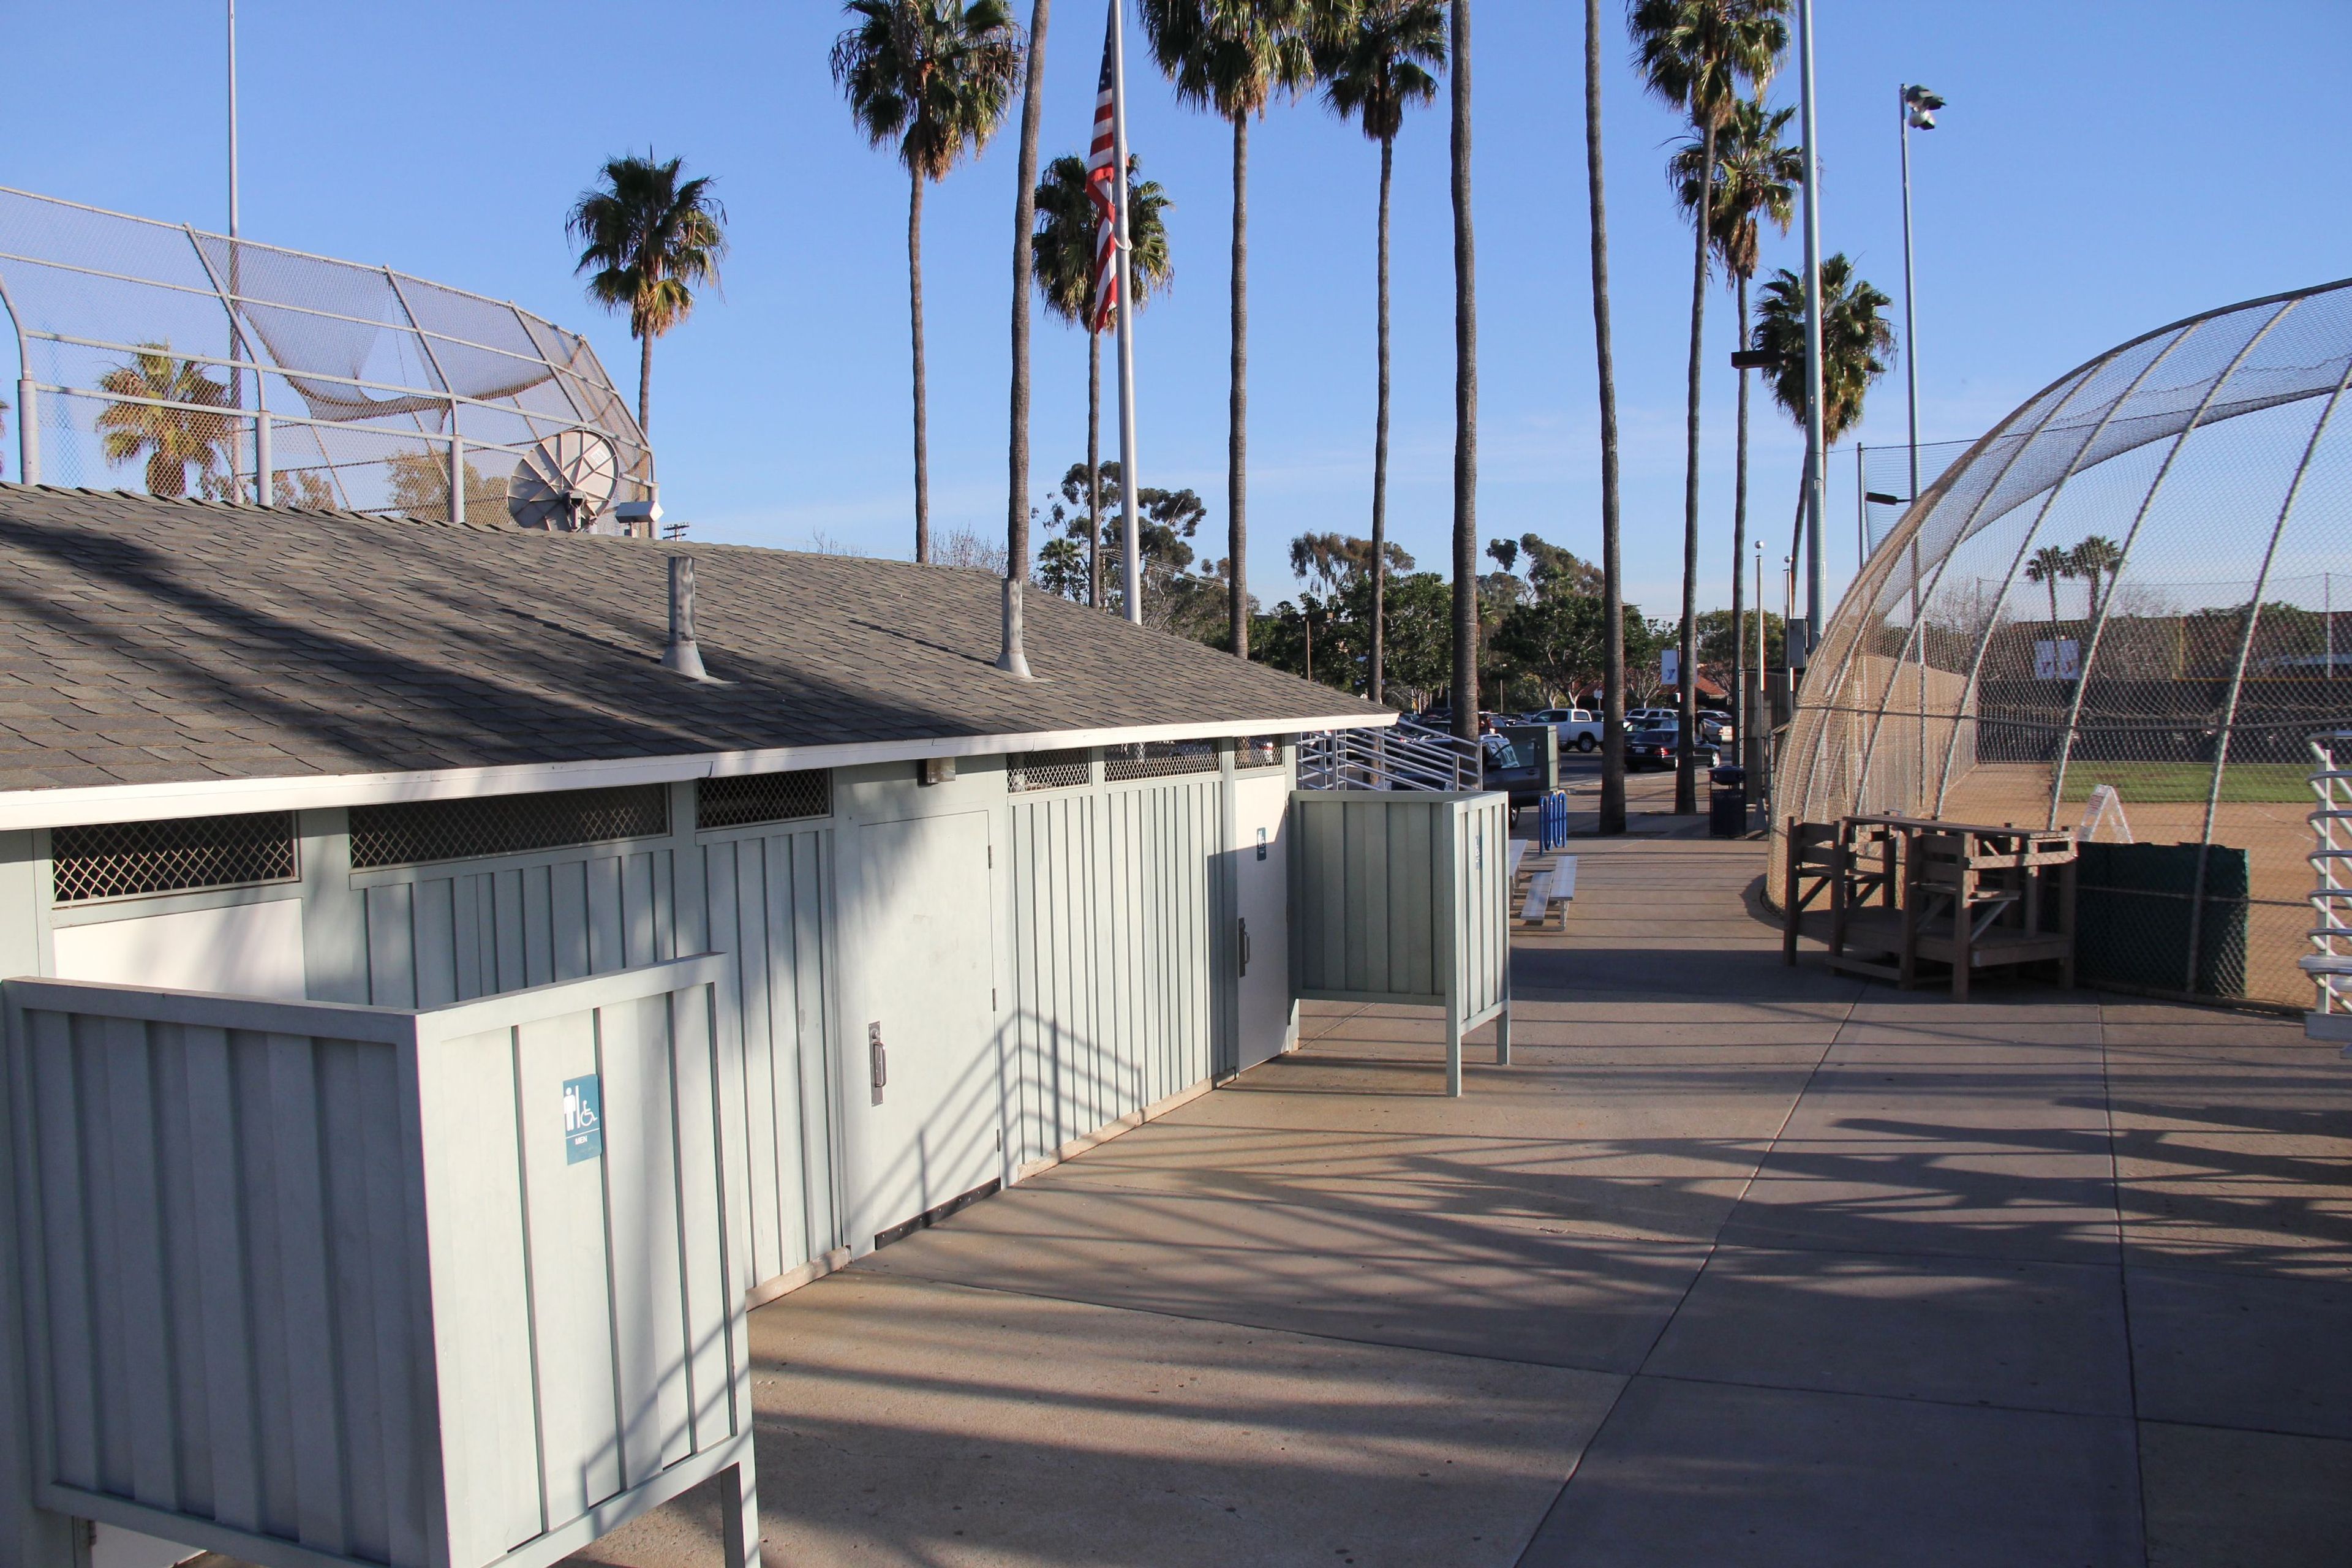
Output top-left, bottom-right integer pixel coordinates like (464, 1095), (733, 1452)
(1299, 715), (1485, 793)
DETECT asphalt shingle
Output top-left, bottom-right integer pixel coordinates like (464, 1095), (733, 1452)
(0, 485), (1385, 794)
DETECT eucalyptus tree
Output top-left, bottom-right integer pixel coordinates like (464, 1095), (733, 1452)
(1031, 153), (1174, 607)
(1672, 94), (1798, 744)
(1583, 0), (1628, 832)
(566, 152), (728, 440)
(1629, 0), (1787, 812)
(833, 0), (1024, 564)
(1313, 0), (1444, 703)
(1139, 0), (1317, 657)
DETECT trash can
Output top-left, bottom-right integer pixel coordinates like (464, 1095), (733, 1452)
(1708, 764), (1747, 838)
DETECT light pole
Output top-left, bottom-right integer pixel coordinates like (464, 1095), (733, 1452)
(1794, 0), (1826, 654)
(1898, 83), (1944, 512)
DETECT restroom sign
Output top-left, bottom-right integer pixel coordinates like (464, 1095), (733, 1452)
(563, 1074), (603, 1164)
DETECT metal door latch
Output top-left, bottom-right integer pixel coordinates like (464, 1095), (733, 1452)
(1238, 917), (1251, 978)
(869, 1022), (888, 1104)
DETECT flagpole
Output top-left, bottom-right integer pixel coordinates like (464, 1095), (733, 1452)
(1108, 0), (1143, 624)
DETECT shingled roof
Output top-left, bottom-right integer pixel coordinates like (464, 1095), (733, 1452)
(0, 486), (1386, 802)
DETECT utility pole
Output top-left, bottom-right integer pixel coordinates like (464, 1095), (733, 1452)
(1899, 83), (1944, 516)
(1795, 0), (1825, 652)
(1109, 0), (1144, 624)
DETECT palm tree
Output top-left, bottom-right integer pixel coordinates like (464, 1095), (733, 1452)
(1032, 153), (1174, 608)
(565, 153), (728, 443)
(1583, 0), (1628, 834)
(1313, 0), (1443, 705)
(1003, 0), (1050, 679)
(1754, 253), (1894, 447)
(1446, 0), (1478, 741)
(1755, 253), (1894, 624)
(1139, 0), (1316, 657)
(2070, 535), (2124, 619)
(2024, 543), (2075, 626)
(1629, 0), (1787, 812)
(834, 0), (1025, 564)
(95, 345), (233, 497)
(1672, 94), (1798, 753)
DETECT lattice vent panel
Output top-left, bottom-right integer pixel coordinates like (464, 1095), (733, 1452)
(1237, 736), (1286, 770)
(1103, 740), (1219, 782)
(698, 770), (832, 831)
(1008, 748), (1093, 792)
(350, 783), (669, 870)
(52, 812), (297, 903)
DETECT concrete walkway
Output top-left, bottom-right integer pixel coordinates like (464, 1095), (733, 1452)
(557, 817), (2351, 1567)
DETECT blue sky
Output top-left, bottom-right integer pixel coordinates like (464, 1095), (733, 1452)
(4, 1), (2345, 619)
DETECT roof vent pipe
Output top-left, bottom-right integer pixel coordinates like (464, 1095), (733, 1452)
(662, 555), (711, 680)
(997, 577), (1033, 680)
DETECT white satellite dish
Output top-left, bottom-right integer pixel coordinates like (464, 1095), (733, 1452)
(507, 430), (619, 532)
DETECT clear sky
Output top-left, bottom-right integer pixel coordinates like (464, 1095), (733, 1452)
(4, 2), (2345, 622)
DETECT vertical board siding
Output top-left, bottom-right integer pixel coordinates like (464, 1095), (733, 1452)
(363, 834), (836, 1294)
(14, 1008), (434, 1564)
(1007, 778), (1221, 1169)
(8, 960), (745, 1568)
(1291, 793), (1507, 1016)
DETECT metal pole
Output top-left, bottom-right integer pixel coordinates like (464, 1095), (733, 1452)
(1109, 0), (1143, 625)
(1796, 0), (1826, 651)
(256, 408), (271, 504)
(227, 0), (239, 244)
(227, 0), (245, 503)
(1900, 86), (1920, 514)
(1855, 443), (1866, 564)
(16, 379), (36, 484)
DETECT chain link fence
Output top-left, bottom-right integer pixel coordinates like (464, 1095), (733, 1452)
(1774, 279), (2352, 1009)
(0, 186), (649, 524)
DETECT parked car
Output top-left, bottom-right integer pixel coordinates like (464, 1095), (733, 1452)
(1626, 722), (1720, 772)
(1627, 707), (1680, 728)
(1480, 732), (1550, 809)
(1697, 709), (1735, 745)
(1525, 706), (1605, 752)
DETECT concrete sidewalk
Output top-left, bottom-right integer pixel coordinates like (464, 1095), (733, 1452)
(551, 821), (2352, 1567)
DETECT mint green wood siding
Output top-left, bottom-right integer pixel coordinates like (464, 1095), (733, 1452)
(1005, 774), (1226, 1167)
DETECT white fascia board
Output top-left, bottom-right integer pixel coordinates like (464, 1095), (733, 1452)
(0, 710), (1393, 830)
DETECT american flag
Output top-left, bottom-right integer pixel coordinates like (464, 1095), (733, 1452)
(1085, 6), (1121, 334)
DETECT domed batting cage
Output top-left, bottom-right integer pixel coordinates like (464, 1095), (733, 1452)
(1773, 277), (2352, 1009)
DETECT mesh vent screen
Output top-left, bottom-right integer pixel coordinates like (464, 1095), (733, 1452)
(1009, 748), (1093, 792)
(52, 812), (297, 904)
(698, 770), (832, 830)
(1238, 736), (1285, 769)
(350, 783), (669, 870)
(1103, 740), (1219, 781)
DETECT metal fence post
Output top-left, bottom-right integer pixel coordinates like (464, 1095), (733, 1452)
(254, 409), (271, 505)
(13, 380), (32, 485)
(449, 428), (464, 527)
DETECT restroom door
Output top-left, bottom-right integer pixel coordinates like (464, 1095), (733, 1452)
(839, 810), (1001, 1251)
(1231, 773), (1295, 1071)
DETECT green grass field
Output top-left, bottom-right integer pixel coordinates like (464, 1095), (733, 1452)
(2059, 762), (2313, 804)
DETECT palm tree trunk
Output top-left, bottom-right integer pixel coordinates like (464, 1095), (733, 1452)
(1731, 271), (1750, 763)
(1586, 0), (1626, 834)
(2047, 578), (2059, 627)
(1228, 110), (1250, 659)
(1371, 132), (1393, 706)
(637, 331), (654, 441)
(1675, 116), (1716, 817)
(910, 169), (932, 564)
(1087, 328), (1103, 609)
(1006, 0), (1049, 610)
(1447, 0), (1477, 743)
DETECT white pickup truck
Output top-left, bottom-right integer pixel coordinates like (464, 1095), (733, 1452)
(1525, 706), (1606, 752)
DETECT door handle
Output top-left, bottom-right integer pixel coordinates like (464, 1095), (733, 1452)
(1238, 917), (1251, 977)
(869, 1021), (888, 1105)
